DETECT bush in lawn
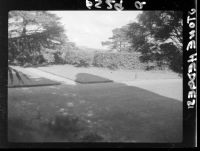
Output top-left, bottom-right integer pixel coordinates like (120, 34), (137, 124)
(93, 52), (145, 70)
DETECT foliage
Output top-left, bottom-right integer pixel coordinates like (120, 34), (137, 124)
(102, 25), (131, 52)
(93, 52), (146, 70)
(101, 11), (182, 73)
(40, 47), (64, 64)
(8, 11), (182, 73)
(63, 50), (93, 67)
(159, 43), (182, 73)
(137, 11), (182, 48)
(128, 11), (182, 73)
(126, 22), (147, 53)
(8, 11), (67, 66)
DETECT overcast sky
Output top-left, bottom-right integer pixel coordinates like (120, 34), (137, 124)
(50, 11), (142, 50)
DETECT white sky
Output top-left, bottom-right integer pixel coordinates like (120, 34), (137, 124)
(50, 11), (142, 50)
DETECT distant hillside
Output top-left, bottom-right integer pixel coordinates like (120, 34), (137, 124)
(78, 46), (109, 53)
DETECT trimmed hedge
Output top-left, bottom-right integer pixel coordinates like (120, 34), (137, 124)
(63, 50), (93, 67)
(41, 48), (165, 71)
(93, 52), (146, 70)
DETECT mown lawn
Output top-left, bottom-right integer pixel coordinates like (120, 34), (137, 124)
(36, 64), (181, 82)
(8, 71), (182, 142)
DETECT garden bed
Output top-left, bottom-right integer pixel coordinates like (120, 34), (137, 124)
(74, 73), (113, 84)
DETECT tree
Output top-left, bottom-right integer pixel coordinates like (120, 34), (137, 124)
(126, 22), (148, 53)
(8, 11), (67, 65)
(102, 25), (131, 52)
(137, 11), (182, 50)
(128, 11), (183, 73)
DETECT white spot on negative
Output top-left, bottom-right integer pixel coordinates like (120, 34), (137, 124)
(79, 100), (86, 104)
(87, 111), (93, 117)
(59, 108), (65, 112)
(66, 102), (74, 107)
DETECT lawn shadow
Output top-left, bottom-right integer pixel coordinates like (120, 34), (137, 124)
(73, 73), (182, 142)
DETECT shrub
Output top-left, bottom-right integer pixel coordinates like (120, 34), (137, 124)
(159, 43), (182, 73)
(169, 53), (182, 73)
(53, 52), (64, 64)
(93, 52), (146, 70)
(42, 52), (55, 64)
(64, 50), (93, 67)
(41, 47), (65, 65)
(107, 63), (118, 70)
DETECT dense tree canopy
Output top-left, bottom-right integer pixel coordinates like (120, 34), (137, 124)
(135, 11), (183, 72)
(8, 11), (68, 65)
(102, 25), (131, 52)
(102, 11), (183, 73)
(137, 11), (182, 50)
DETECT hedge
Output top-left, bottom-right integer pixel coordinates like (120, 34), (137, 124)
(41, 48), (164, 70)
(93, 52), (147, 70)
(63, 50), (94, 67)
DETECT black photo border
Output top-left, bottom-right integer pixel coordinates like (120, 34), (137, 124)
(0, 0), (197, 148)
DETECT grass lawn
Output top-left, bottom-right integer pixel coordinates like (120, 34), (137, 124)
(19, 64), (182, 100)
(36, 64), (181, 82)
(8, 71), (182, 142)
